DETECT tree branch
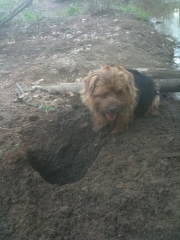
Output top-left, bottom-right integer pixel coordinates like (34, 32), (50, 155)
(0, 0), (33, 27)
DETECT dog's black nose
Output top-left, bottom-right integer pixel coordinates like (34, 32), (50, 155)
(109, 105), (117, 112)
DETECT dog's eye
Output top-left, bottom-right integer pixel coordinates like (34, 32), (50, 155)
(98, 92), (108, 97)
(117, 90), (123, 95)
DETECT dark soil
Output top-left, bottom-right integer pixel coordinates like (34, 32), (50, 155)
(1, 1), (180, 240)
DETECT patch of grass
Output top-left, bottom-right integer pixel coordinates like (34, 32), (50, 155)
(14, 143), (20, 150)
(66, 4), (80, 16)
(22, 9), (41, 21)
(54, 0), (80, 17)
(7, 143), (20, 151)
(0, 0), (19, 21)
(0, 0), (42, 23)
(117, 5), (149, 21)
(0, 0), (18, 11)
(39, 105), (55, 114)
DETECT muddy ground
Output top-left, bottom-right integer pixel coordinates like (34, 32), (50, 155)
(0, 1), (180, 240)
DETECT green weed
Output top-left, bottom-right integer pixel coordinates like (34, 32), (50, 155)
(7, 143), (20, 151)
(37, 220), (42, 225)
(22, 9), (41, 21)
(66, 4), (80, 16)
(0, 0), (19, 21)
(117, 5), (149, 21)
(0, 0), (18, 11)
(39, 105), (55, 113)
(0, 0), (42, 23)
(14, 143), (20, 150)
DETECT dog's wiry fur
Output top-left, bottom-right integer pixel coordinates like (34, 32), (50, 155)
(81, 65), (159, 134)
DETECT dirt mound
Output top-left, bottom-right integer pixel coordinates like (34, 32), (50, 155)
(2, 95), (180, 240)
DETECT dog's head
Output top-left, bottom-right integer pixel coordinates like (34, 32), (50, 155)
(82, 65), (137, 122)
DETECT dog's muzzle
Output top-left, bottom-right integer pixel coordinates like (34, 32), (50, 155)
(105, 104), (118, 122)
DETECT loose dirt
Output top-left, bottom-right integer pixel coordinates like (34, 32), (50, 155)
(0, 1), (180, 240)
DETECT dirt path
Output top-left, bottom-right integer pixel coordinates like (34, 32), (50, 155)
(0, 2), (180, 240)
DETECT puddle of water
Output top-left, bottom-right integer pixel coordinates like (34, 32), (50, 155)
(133, 0), (180, 98)
(174, 45), (180, 65)
(135, 0), (180, 68)
(154, 8), (180, 42)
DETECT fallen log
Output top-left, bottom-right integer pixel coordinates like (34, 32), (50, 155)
(134, 68), (180, 92)
(27, 68), (180, 94)
(31, 78), (180, 94)
(136, 68), (180, 79)
(155, 79), (180, 92)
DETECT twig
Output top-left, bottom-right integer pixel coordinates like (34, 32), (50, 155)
(15, 83), (38, 108)
(20, 99), (37, 107)
(16, 83), (25, 94)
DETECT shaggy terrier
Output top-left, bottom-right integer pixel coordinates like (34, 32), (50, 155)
(81, 65), (159, 134)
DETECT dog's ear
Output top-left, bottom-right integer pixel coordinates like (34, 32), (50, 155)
(116, 65), (125, 72)
(83, 74), (99, 96)
(102, 64), (112, 70)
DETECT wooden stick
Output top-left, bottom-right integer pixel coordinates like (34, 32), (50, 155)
(31, 83), (84, 94)
(16, 83), (25, 94)
(16, 83), (37, 107)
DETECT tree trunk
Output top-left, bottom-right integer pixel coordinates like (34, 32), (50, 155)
(0, 0), (33, 28)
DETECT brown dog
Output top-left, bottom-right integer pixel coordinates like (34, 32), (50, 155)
(81, 65), (159, 134)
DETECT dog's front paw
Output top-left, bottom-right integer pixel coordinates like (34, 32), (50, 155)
(93, 114), (108, 132)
